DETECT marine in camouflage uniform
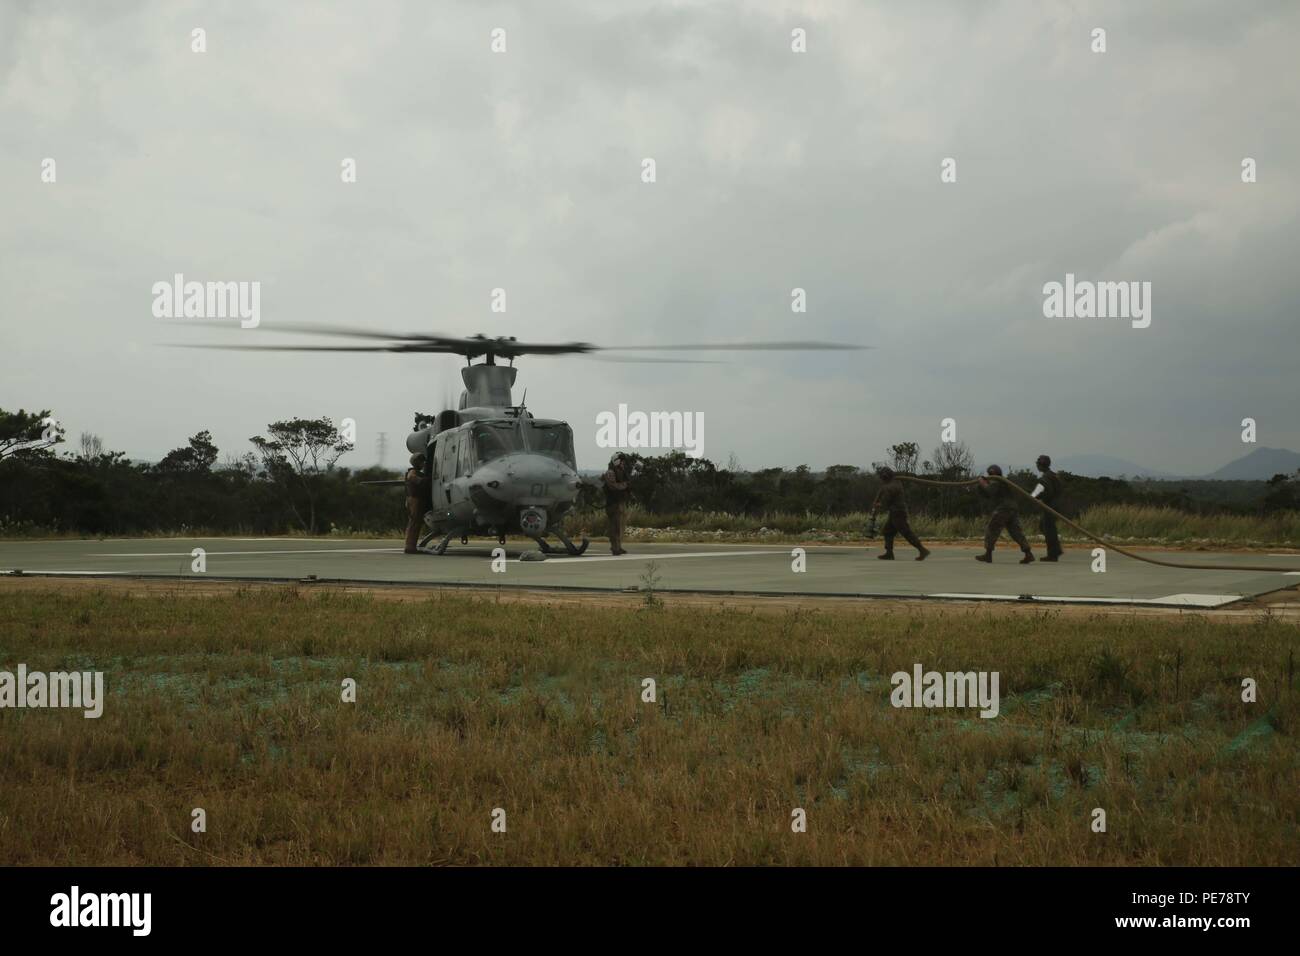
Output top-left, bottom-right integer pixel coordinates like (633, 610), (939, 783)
(603, 453), (630, 556)
(870, 466), (930, 561)
(975, 464), (1034, 564)
(403, 452), (431, 554)
(1032, 454), (1064, 561)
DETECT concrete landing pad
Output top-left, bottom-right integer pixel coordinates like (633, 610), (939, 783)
(2, 538), (1298, 608)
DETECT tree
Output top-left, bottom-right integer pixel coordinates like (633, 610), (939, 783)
(220, 451), (258, 479)
(0, 408), (64, 462)
(1263, 471), (1300, 513)
(157, 430), (219, 474)
(78, 432), (105, 461)
(250, 417), (353, 533)
(887, 442), (920, 475)
(930, 440), (974, 479)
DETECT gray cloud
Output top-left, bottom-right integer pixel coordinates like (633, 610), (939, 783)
(2, 0), (1297, 475)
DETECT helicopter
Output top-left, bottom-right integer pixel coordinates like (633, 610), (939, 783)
(184, 326), (867, 555)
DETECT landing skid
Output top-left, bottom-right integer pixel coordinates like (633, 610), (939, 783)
(419, 527), (588, 557)
(416, 528), (456, 555)
(556, 530), (590, 556)
(528, 530), (589, 556)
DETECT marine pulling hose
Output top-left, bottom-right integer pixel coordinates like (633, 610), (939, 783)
(895, 474), (1300, 574)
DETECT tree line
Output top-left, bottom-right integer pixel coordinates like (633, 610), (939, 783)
(1, 409), (378, 536)
(1, 408), (1296, 537)
(598, 442), (1300, 520)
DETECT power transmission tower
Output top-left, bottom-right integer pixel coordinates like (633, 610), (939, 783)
(376, 431), (388, 468)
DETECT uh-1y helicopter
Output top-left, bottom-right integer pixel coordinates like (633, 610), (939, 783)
(187, 324), (865, 555)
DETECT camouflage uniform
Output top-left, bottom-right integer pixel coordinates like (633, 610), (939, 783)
(1034, 460), (1064, 560)
(978, 476), (1033, 561)
(404, 454), (431, 554)
(871, 476), (928, 559)
(603, 456), (630, 555)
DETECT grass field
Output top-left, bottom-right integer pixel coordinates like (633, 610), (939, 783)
(1, 586), (1297, 865)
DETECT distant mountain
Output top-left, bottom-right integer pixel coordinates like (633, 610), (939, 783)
(1056, 454), (1180, 479)
(1206, 447), (1300, 480)
(1055, 447), (1300, 480)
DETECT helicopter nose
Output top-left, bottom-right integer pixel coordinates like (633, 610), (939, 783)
(472, 465), (509, 499)
(472, 456), (579, 502)
(513, 456), (580, 497)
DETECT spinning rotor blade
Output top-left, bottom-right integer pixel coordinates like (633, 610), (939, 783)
(174, 343), (467, 353)
(178, 320), (439, 342)
(583, 355), (722, 364)
(602, 341), (867, 351)
(166, 321), (867, 356)
(172, 322), (595, 356)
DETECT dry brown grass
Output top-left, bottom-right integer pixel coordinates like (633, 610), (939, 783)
(0, 586), (1296, 865)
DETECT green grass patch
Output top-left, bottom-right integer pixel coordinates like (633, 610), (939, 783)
(0, 588), (1296, 865)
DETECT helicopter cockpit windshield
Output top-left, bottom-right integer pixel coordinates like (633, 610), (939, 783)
(472, 422), (525, 463)
(525, 421), (576, 468)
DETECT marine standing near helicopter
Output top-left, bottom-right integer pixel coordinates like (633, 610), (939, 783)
(403, 452), (431, 554)
(603, 453), (630, 556)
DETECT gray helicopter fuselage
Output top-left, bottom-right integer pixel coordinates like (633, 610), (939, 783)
(420, 409), (582, 538)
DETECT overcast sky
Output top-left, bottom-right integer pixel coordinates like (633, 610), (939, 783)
(3, 0), (1297, 475)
